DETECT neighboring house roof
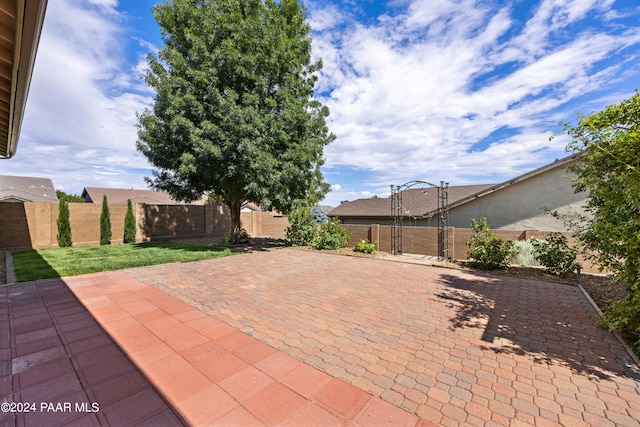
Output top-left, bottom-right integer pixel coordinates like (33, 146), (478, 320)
(241, 201), (262, 212)
(0, 175), (57, 202)
(329, 153), (584, 220)
(0, 0), (49, 158)
(329, 184), (495, 218)
(81, 187), (207, 205)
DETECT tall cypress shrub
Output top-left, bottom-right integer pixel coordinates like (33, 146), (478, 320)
(123, 199), (136, 243)
(100, 195), (112, 245)
(57, 198), (72, 247)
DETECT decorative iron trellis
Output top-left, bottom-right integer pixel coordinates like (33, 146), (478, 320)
(391, 180), (449, 260)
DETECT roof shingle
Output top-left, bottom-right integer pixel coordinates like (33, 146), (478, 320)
(82, 187), (207, 205)
(0, 175), (58, 202)
(329, 184), (495, 218)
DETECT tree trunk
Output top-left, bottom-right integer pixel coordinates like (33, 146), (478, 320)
(229, 200), (243, 243)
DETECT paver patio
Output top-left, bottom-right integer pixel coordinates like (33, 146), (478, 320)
(124, 248), (640, 426)
(4, 248), (640, 426)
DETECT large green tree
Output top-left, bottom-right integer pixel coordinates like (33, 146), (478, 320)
(137, 0), (333, 242)
(564, 91), (640, 349)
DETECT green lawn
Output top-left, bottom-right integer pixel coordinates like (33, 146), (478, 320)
(12, 242), (235, 282)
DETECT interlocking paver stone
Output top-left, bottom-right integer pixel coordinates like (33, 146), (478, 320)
(122, 248), (640, 426)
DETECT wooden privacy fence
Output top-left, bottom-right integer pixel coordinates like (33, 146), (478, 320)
(0, 202), (288, 249)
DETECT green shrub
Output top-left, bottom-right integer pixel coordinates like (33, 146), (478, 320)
(354, 239), (376, 254)
(285, 207), (318, 246)
(512, 239), (541, 266)
(601, 289), (640, 354)
(465, 217), (516, 270)
(123, 199), (136, 243)
(100, 195), (112, 245)
(312, 218), (351, 250)
(531, 232), (581, 277)
(57, 199), (72, 247)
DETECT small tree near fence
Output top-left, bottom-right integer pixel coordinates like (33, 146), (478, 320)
(465, 217), (516, 270)
(312, 218), (351, 250)
(285, 207), (318, 246)
(100, 195), (112, 245)
(531, 233), (581, 277)
(123, 199), (136, 244)
(57, 198), (72, 247)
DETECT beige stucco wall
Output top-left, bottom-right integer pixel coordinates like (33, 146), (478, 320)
(448, 162), (587, 231)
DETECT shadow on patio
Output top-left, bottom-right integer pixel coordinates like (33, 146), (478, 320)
(434, 271), (636, 381)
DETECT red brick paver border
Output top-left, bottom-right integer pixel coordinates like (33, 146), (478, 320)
(127, 249), (640, 426)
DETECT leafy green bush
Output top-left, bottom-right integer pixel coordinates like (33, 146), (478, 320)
(312, 218), (351, 250)
(563, 92), (640, 350)
(601, 289), (640, 354)
(354, 239), (376, 254)
(465, 217), (516, 270)
(57, 199), (72, 248)
(512, 239), (541, 266)
(123, 199), (136, 243)
(100, 195), (112, 245)
(285, 207), (318, 246)
(531, 232), (581, 277)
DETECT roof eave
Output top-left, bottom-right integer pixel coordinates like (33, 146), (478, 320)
(2, 0), (48, 159)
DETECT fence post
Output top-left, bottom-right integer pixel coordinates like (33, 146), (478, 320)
(135, 203), (147, 242)
(449, 227), (455, 260)
(371, 224), (380, 250)
(205, 204), (212, 236)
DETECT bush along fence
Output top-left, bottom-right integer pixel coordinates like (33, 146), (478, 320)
(340, 223), (600, 273)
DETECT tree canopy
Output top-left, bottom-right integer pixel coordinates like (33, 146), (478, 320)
(564, 91), (640, 349)
(137, 0), (334, 241)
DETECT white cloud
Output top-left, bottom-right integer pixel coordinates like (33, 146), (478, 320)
(6, 0), (154, 193)
(311, 0), (640, 196)
(4, 0), (639, 207)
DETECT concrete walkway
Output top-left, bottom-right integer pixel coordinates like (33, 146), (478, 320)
(3, 248), (640, 426)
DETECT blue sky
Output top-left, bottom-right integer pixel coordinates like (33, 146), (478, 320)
(3, 0), (640, 207)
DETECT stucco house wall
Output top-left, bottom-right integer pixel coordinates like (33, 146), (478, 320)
(447, 158), (587, 231)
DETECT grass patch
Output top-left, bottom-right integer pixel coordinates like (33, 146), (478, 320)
(12, 241), (235, 282)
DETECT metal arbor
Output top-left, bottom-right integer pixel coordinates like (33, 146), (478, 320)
(391, 180), (449, 260)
